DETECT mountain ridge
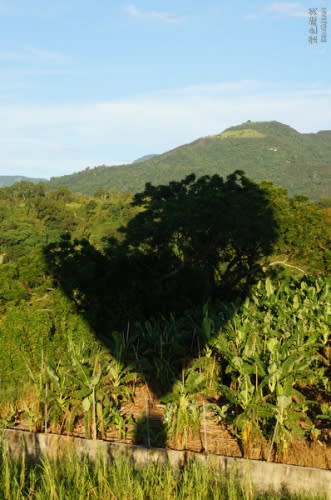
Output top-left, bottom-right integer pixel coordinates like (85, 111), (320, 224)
(0, 175), (47, 187)
(16, 121), (331, 198)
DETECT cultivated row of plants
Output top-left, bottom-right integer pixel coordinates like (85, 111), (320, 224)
(0, 175), (330, 463)
(0, 276), (329, 459)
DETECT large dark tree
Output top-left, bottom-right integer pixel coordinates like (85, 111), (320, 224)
(45, 171), (278, 330)
(114, 171), (278, 304)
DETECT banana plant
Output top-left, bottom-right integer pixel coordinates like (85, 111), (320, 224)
(43, 336), (137, 440)
(45, 361), (78, 434)
(100, 356), (136, 438)
(267, 388), (308, 460)
(211, 277), (330, 456)
(216, 336), (273, 455)
(66, 343), (106, 440)
(162, 361), (210, 450)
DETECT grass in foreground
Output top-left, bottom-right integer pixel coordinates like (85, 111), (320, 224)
(0, 444), (327, 500)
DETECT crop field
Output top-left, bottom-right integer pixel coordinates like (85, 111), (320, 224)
(0, 175), (330, 491)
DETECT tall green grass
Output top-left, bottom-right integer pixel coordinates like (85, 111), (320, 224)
(0, 442), (326, 499)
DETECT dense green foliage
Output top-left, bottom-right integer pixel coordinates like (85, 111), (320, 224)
(209, 277), (330, 454)
(0, 173), (330, 459)
(48, 121), (331, 199)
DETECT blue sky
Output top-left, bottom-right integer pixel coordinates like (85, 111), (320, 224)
(0, 0), (330, 178)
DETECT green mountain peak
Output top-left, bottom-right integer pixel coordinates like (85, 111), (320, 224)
(48, 120), (331, 199)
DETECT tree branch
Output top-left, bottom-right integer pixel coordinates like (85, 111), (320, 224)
(263, 258), (306, 274)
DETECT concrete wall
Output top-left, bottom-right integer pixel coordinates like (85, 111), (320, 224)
(2, 428), (330, 498)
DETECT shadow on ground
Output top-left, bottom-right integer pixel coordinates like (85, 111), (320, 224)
(44, 171), (279, 447)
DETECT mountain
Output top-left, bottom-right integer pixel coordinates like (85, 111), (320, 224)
(0, 176), (46, 187)
(132, 154), (158, 163)
(48, 121), (331, 199)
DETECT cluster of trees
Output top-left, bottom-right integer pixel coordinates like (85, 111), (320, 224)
(0, 172), (330, 457)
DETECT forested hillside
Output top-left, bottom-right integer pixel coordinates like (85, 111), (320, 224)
(0, 176), (46, 187)
(0, 174), (330, 465)
(48, 121), (331, 199)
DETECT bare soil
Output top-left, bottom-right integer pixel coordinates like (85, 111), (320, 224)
(117, 384), (331, 470)
(13, 383), (331, 470)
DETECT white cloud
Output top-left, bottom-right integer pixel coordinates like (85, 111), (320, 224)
(265, 3), (307, 17)
(125, 3), (182, 24)
(0, 80), (330, 178)
(149, 10), (181, 24)
(245, 2), (314, 20)
(0, 46), (70, 64)
(126, 4), (140, 17)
